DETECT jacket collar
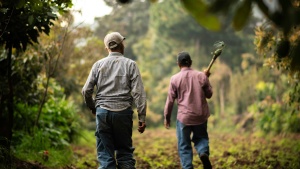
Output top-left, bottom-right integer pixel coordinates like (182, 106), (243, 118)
(180, 67), (192, 71)
(108, 52), (123, 57)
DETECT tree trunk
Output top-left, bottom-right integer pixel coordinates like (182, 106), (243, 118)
(0, 44), (14, 168)
(195, 38), (200, 56)
(35, 75), (50, 126)
(7, 44), (13, 146)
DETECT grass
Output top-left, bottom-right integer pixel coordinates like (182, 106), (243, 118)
(72, 128), (300, 169)
(11, 127), (300, 169)
(12, 145), (73, 169)
(132, 128), (300, 169)
(70, 130), (97, 169)
(11, 131), (74, 169)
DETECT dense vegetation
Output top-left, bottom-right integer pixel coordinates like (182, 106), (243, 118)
(0, 0), (299, 168)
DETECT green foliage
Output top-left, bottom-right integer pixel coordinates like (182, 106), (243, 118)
(15, 129), (52, 153)
(254, 23), (300, 74)
(9, 77), (82, 168)
(12, 77), (82, 148)
(248, 81), (300, 134)
(13, 103), (38, 137)
(0, 46), (43, 106)
(181, 0), (221, 31)
(13, 130), (73, 168)
(232, 0), (252, 31)
(0, 0), (73, 165)
(289, 83), (300, 106)
(203, 0), (300, 35)
(41, 95), (80, 146)
(252, 1), (300, 107)
(254, 23), (300, 119)
(0, 0), (73, 50)
(38, 78), (82, 147)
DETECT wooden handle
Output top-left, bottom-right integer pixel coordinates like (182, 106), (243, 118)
(207, 58), (216, 72)
(206, 48), (222, 72)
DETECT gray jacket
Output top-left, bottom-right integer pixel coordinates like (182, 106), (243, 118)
(82, 52), (147, 122)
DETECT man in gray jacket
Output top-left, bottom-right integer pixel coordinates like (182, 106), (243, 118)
(82, 32), (147, 169)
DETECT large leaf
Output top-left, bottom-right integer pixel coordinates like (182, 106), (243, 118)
(232, 0), (252, 31)
(181, 0), (221, 31)
(209, 0), (239, 14)
(28, 15), (34, 25)
(16, 0), (26, 9)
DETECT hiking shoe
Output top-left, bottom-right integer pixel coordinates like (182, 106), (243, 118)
(200, 154), (212, 169)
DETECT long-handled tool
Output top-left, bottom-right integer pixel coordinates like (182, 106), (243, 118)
(207, 41), (225, 72)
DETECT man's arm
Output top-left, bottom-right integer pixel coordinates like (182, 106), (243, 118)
(200, 70), (213, 99)
(203, 75), (213, 99)
(164, 79), (176, 129)
(82, 64), (97, 113)
(130, 62), (147, 123)
(130, 62), (147, 133)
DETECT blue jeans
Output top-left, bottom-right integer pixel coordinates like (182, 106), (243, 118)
(176, 120), (210, 169)
(95, 107), (136, 169)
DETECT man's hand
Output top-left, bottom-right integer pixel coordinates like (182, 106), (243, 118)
(204, 69), (211, 77)
(138, 121), (146, 133)
(91, 108), (96, 116)
(164, 119), (170, 129)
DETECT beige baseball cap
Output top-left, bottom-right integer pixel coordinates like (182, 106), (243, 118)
(104, 32), (126, 49)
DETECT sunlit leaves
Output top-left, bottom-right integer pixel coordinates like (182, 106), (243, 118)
(249, 79), (300, 133)
(232, 0), (252, 31)
(254, 17), (300, 108)
(180, 0), (221, 31)
(254, 22), (300, 76)
(254, 26), (275, 55)
(290, 40), (300, 73)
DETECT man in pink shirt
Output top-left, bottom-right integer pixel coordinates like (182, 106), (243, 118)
(164, 51), (213, 169)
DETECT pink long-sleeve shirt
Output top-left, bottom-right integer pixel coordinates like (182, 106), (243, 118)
(164, 67), (213, 125)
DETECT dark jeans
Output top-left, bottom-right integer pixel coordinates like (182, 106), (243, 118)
(176, 120), (210, 169)
(95, 107), (135, 169)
